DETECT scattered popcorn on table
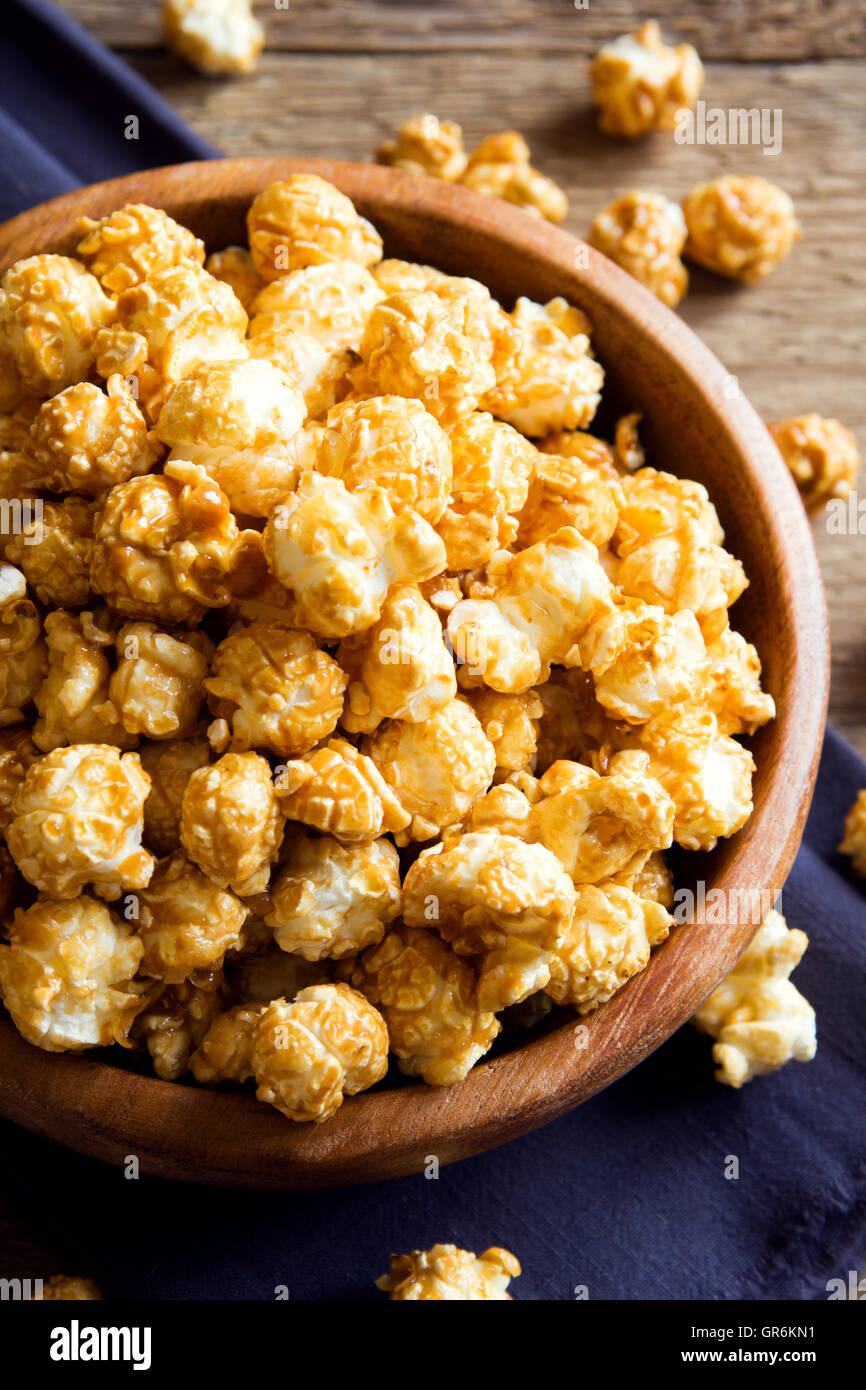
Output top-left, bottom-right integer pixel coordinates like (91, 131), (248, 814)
(767, 414), (860, 512)
(376, 1244), (520, 1300)
(839, 790), (866, 878)
(377, 113), (469, 181)
(589, 190), (688, 307)
(163, 0), (264, 76)
(590, 21), (703, 137)
(692, 910), (816, 1087)
(682, 175), (800, 283)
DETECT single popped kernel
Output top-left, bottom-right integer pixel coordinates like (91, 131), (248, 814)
(589, 190), (688, 307)
(247, 176), (382, 282)
(0, 254), (116, 398)
(189, 1002), (264, 1084)
(108, 621), (213, 740)
(134, 974), (226, 1080)
(204, 245), (264, 311)
(32, 609), (134, 753)
(249, 260), (385, 352)
(462, 131), (568, 223)
(76, 204), (205, 294)
(682, 175), (800, 283)
(180, 750), (284, 895)
(139, 737), (211, 856)
(377, 113), (468, 181)
(137, 849), (249, 982)
(768, 414), (860, 512)
(483, 296), (604, 437)
(6, 496), (94, 608)
(839, 790), (866, 878)
(591, 21), (703, 137)
(464, 689), (542, 782)
(546, 881), (672, 1012)
(275, 737), (411, 843)
(163, 0), (264, 76)
(315, 395), (452, 523)
(265, 832), (401, 961)
(29, 377), (161, 497)
(376, 1244), (520, 1300)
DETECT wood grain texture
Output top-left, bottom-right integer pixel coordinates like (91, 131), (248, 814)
(0, 158), (828, 1186)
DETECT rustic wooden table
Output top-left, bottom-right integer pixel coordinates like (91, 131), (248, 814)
(2, 0), (865, 1289)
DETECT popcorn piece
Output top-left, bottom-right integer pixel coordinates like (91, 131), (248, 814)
(377, 113), (468, 181)
(768, 414), (860, 512)
(247, 176), (382, 283)
(90, 461), (241, 624)
(0, 395), (41, 454)
(839, 790), (866, 878)
(29, 376), (161, 497)
(0, 896), (143, 1050)
(354, 289), (496, 428)
(205, 245), (264, 311)
(372, 259), (455, 298)
(362, 697), (496, 842)
(137, 850), (249, 982)
(546, 881), (672, 1012)
(76, 204), (205, 294)
(7, 743), (154, 899)
(0, 254), (115, 397)
(615, 521), (747, 644)
(315, 395), (452, 523)
(614, 467), (725, 553)
(180, 751), (284, 895)
(403, 830), (575, 1010)
(446, 528), (624, 694)
(462, 131), (568, 224)
(94, 264), (247, 419)
(139, 737), (211, 855)
(589, 191), (688, 308)
(682, 175), (800, 283)
(0, 727), (39, 832)
(249, 261), (385, 352)
(591, 21), (703, 137)
(483, 296), (604, 436)
(693, 628), (775, 736)
(189, 1002), (263, 1083)
(265, 832), (401, 960)
(376, 1244), (520, 1300)
(693, 909), (816, 1087)
(6, 496), (93, 608)
(435, 410), (537, 566)
(538, 426), (630, 481)
(517, 451), (623, 550)
(156, 357), (306, 516)
(251, 983), (388, 1122)
(263, 472), (445, 639)
(33, 609), (133, 752)
(0, 569), (48, 726)
(465, 689), (542, 781)
(204, 621), (346, 757)
(344, 925), (500, 1085)
(247, 327), (354, 421)
(135, 974), (225, 1080)
(622, 849), (674, 908)
(590, 604), (707, 724)
(31, 1276), (103, 1301)
(163, 0), (264, 75)
(109, 621), (212, 740)
(631, 710), (755, 851)
(275, 738), (411, 843)
(339, 582), (456, 734)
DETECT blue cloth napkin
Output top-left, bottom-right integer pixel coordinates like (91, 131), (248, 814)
(1, 0), (864, 1303)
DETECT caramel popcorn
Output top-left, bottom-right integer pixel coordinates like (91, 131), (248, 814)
(29, 377), (161, 497)
(0, 254), (116, 398)
(137, 849), (249, 982)
(7, 743), (154, 899)
(839, 790), (866, 877)
(247, 176), (382, 283)
(109, 621), (212, 739)
(538, 428), (629, 483)
(135, 974), (225, 1080)
(339, 582), (456, 734)
(693, 910), (816, 1087)
(139, 737), (211, 855)
(263, 472), (445, 638)
(6, 496), (93, 608)
(377, 1244), (520, 1299)
(275, 737), (411, 843)
(0, 896), (143, 1050)
(767, 414), (860, 512)
(205, 245), (264, 311)
(265, 832), (401, 960)
(377, 113), (468, 181)
(31, 1276), (103, 1301)
(180, 750), (284, 894)
(76, 204), (205, 294)
(517, 451), (623, 550)
(462, 131), (568, 223)
(315, 395), (452, 523)
(591, 604), (706, 724)
(682, 175), (800, 283)
(464, 689), (542, 781)
(435, 410), (536, 567)
(90, 461), (241, 624)
(0, 567), (48, 725)
(251, 983), (389, 1122)
(696, 628), (776, 737)
(249, 261), (385, 352)
(483, 296), (604, 437)
(403, 830), (574, 1010)
(0, 726), (39, 831)
(247, 327), (354, 421)
(189, 1002), (262, 1084)
(32, 609), (133, 752)
(589, 190), (688, 308)
(343, 925), (500, 1085)
(591, 21), (703, 137)
(363, 697), (496, 843)
(163, 0), (264, 76)
(630, 710), (755, 852)
(546, 881), (672, 1012)
(204, 621), (346, 757)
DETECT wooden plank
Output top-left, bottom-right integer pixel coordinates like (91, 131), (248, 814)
(59, 0), (866, 59)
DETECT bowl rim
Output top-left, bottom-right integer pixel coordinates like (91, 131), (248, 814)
(0, 158), (830, 1188)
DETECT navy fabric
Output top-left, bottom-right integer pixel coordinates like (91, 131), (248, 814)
(0, 0), (864, 1302)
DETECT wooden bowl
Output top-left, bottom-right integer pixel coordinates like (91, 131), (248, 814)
(0, 159), (829, 1187)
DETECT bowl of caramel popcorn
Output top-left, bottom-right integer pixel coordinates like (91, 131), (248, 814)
(0, 158), (827, 1186)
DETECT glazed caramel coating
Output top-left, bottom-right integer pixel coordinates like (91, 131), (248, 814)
(275, 737), (411, 843)
(6, 496), (94, 608)
(251, 983), (389, 1123)
(249, 261), (385, 352)
(546, 881), (672, 1012)
(162, 0), (265, 76)
(7, 743), (154, 899)
(462, 131), (568, 223)
(315, 395), (452, 523)
(376, 1244), (520, 1300)
(109, 622), (213, 740)
(265, 832), (401, 961)
(137, 849), (249, 982)
(139, 737), (212, 856)
(180, 750), (284, 895)
(204, 621), (346, 757)
(205, 245), (264, 311)
(377, 113), (468, 181)
(33, 609), (135, 753)
(76, 204), (205, 294)
(0, 254), (116, 398)
(768, 414), (860, 512)
(0, 727), (40, 833)
(189, 1002), (263, 1084)
(539, 425), (629, 481)
(247, 327), (354, 421)
(591, 21), (703, 137)
(516, 452), (624, 550)
(247, 176), (382, 283)
(588, 191), (688, 308)
(343, 924), (500, 1085)
(466, 689), (543, 781)
(682, 175), (800, 283)
(0, 573), (48, 727)
(590, 604), (706, 725)
(29, 377), (161, 497)
(0, 895), (143, 1050)
(483, 296), (604, 437)
(135, 974), (225, 1080)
